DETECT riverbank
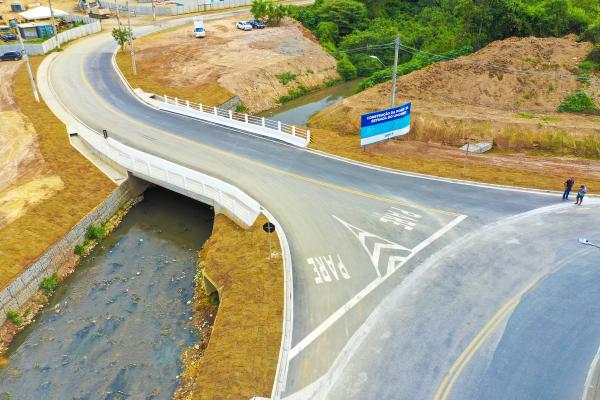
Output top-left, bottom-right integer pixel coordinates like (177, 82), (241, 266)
(0, 188), (212, 398)
(0, 192), (142, 355)
(175, 214), (283, 400)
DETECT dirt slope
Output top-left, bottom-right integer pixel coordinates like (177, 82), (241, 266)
(129, 16), (339, 112)
(310, 36), (600, 141)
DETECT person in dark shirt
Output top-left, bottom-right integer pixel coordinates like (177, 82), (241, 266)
(563, 177), (574, 200)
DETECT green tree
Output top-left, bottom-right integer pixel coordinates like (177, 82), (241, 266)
(316, 21), (339, 43)
(336, 54), (358, 80)
(251, 0), (270, 21)
(267, 3), (289, 26)
(316, 0), (368, 36)
(112, 27), (132, 52)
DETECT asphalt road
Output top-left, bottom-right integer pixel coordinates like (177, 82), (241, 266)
(44, 24), (600, 399)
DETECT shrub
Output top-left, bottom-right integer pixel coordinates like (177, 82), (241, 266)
(74, 244), (85, 256)
(558, 90), (600, 114)
(234, 103), (248, 113)
(275, 72), (297, 85)
(85, 224), (106, 242)
(40, 273), (59, 295)
(336, 54), (357, 80)
(6, 310), (22, 326)
(277, 84), (309, 103)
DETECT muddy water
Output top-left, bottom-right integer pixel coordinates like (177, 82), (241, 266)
(259, 79), (363, 126)
(0, 188), (213, 399)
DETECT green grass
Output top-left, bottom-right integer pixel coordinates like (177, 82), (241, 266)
(275, 72), (297, 85)
(516, 111), (535, 119)
(277, 84), (309, 103)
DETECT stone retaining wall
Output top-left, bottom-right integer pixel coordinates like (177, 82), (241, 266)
(0, 176), (147, 325)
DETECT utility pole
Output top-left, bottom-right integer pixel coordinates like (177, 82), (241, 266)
(390, 34), (400, 108)
(12, 19), (40, 102)
(48, 0), (60, 49)
(116, 0), (122, 29)
(126, 0), (137, 75)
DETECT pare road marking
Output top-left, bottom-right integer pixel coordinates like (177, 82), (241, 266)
(308, 255), (350, 285)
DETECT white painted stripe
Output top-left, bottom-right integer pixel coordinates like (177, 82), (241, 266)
(288, 214), (467, 360)
(582, 344), (600, 400)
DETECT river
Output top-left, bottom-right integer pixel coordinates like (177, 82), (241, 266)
(0, 188), (213, 399)
(259, 79), (362, 126)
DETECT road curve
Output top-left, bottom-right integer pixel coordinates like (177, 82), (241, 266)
(43, 23), (600, 399)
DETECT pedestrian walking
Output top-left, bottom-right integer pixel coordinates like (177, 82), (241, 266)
(563, 177), (575, 200)
(575, 185), (587, 205)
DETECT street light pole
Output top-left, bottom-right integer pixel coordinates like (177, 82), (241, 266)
(12, 20), (40, 102)
(390, 34), (400, 108)
(48, 0), (60, 49)
(126, 0), (137, 75)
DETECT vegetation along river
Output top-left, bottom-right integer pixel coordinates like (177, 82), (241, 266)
(0, 188), (213, 399)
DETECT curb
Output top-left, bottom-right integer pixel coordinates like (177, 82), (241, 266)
(261, 207), (293, 400)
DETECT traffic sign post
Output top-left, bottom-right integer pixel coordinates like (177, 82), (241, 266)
(263, 222), (276, 264)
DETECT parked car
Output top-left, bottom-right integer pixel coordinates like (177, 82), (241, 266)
(248, 20), (265, 29)
(0, 32), (17, 42)
(236, 21), (253, 31)
(1, 51), (22, 61)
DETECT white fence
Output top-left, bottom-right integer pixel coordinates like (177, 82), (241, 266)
(161, 95), (311, 148)
(0, 16), (100, 55)
(99, 0), (252, 16)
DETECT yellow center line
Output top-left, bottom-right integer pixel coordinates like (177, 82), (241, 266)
(72, 48), (459, 217)
(434, 249), (591, 400)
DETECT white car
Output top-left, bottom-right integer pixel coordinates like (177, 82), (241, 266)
(236, 21), (253, 31)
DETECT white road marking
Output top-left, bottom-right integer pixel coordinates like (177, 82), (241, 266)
(380, 206), (422, 230)
(309, 255), (351, 284)
(333, 216), (412, 277)
(288, 214), (467, 360)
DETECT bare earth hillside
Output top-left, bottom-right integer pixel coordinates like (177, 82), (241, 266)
(310, 35), (600, 140)
(130, 16), (339, 112)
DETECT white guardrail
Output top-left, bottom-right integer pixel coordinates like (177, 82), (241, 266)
(161, 95), (310, 148)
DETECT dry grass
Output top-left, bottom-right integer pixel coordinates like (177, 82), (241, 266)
(0, 57), (115, 289)
(176, 214), (283, 400)
(310, 127), (600, 191)
(116, 50), (234, 106)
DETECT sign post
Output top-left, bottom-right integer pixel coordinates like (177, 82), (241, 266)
(262, 222), (276, 264)
(360, 102), (411, 147)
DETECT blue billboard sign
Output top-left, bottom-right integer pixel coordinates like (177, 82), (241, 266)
(360, 102), (411, 146)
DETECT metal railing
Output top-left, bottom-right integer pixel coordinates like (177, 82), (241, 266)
(163, 95), (310, 146)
